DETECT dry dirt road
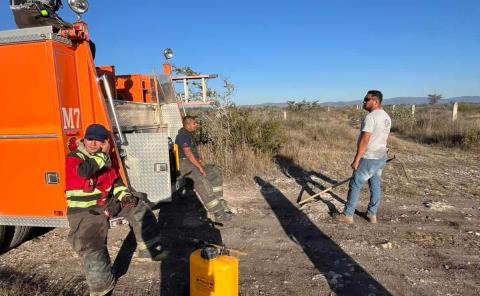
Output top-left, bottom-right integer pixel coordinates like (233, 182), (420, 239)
(1, 140), (479, 296)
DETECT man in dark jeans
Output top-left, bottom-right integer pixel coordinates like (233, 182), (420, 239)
(175, 115), (233, 223)
(9, 0), (96, 58)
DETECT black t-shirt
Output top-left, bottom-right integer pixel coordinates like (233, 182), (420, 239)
(175, 128), (200, 159)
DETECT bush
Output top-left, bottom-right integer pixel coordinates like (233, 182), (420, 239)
(391, 106), (480, 150)
(193, 107), (285, 178)
(391, 107), (415, 133)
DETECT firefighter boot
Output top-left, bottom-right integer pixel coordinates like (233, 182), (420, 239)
(84, 249), (115, 296)
(205, 199), (233, 223)
(214, 208), (233, 223)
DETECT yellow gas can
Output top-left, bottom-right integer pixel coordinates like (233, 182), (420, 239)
(190, 246), (238, 296)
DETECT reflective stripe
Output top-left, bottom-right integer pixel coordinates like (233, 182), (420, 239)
(116, 191), (127, 200)
(113, 186), (128, 200)
(212, 186), (223, 193)
(65, 188), (102, 197)
(205, 199), (220, 210)
(67, 199), (98, 208)
(75, 152), (85, 160)
(67, 194), (101, 202)
(113, 186), (127, 195)
(91, 153), (107, 168)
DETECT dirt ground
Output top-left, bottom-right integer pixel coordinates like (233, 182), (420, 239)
(0, 136), (479, 296)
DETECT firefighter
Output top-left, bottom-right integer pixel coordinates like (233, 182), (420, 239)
(9, 0), (96, 58)
(175, 116), (233, 223)
(65, 124), (167, 296)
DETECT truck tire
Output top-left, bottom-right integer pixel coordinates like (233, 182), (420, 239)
(0, 225), (8, 251)
(8, 226), (32, 248)
(0, 226), (15, 253)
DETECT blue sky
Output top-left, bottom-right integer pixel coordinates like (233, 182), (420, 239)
(1, 1), (479, 104)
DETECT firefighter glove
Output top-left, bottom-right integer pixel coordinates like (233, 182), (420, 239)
(120, 194), (138, 209)
(104, 200), (121, 218)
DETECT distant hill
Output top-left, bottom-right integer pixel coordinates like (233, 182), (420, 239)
(320, 96), (480, 107)
(242, 96), (480, 108)
(241, 102), (288, 108)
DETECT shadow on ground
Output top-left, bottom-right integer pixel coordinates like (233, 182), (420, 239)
(275, 155), (347, 209)
(254, 176), (392, 296)
(0, 266), (86, 295)
(112, 190), (223, 296)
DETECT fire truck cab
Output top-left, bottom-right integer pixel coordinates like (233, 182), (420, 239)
(0, 17), (183, 250)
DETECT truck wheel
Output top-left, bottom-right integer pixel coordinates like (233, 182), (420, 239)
(8, 226), (32, 248)
(0, 226), (15, 252)
(0, 225), (7, 251)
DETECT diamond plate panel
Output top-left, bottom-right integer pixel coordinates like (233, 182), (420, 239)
(0, 216), (68, 228)
(124, 133), (171, 203)
(0, 26), (71, 45)
(161, 103), (183, 140)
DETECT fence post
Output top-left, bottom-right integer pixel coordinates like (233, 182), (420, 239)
(392, 105), (396, 112)
(327, 106), (330, 112)
(452, 102), (458, 122)
(411, 104), (415, 117)
(283, 111), (287, 121)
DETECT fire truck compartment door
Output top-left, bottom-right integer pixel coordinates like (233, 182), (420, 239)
(123, 133), (171, 203)
(0, 137), (66, 219)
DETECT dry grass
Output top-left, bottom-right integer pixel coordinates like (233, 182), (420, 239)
(193, 105), (480, 182)
(194, 107), (358, 181)
(390, 105), (480, 150)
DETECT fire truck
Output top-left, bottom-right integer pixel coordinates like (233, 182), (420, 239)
(0, 1), (184, 250)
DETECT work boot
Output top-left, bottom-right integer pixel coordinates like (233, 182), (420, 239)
(136, 243), (169, 262)
(335, 213), (353, 224)
(367, 215), (377, 224)
(89, 284), (114, 296)
(214, 208), (233, 223)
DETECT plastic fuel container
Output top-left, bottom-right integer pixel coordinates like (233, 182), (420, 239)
(190, 246), (238, 296)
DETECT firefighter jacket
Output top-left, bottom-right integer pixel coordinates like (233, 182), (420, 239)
(65, 141), (129, 214)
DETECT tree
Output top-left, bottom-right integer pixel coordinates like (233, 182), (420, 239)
(428, 94), (442, 105)
(286, 100), (321, 111)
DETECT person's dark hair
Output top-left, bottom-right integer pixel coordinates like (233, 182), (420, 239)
(182, 115), (196, 127)
(367, 90), (383, 103)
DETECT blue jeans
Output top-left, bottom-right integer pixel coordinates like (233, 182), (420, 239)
(343, 157), (387, 217)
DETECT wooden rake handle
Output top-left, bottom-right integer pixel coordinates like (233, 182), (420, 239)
(298, 156), (396, 207)
(298, 177), (351, 206)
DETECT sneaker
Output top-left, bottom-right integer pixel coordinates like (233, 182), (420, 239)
(136, 244), (169, 262)
(367, 215), (377, 224)
(335, 213), (354, 224)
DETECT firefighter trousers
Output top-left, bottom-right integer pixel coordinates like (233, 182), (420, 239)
(67, 200), (160, 294)
(179, 159), (224, 214)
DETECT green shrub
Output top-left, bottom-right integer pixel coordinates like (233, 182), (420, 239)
(193, 107), (285, 178)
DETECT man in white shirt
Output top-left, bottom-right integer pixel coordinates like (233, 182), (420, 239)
(336, 90), (391, 224)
